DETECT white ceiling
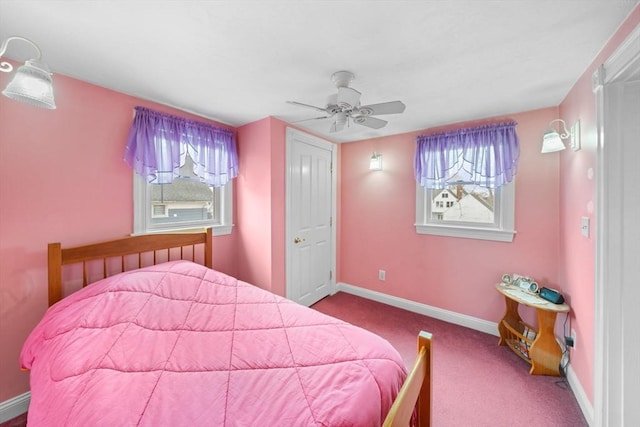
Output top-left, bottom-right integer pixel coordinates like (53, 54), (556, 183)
(1, 1), (637, 142)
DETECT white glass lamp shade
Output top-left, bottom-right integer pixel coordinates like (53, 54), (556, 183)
(369, 153), (383, 170)
(2, 59), (56, 109)
(541, 131), (566, 153)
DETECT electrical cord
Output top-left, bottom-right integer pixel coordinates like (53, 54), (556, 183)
(560, 313), (571, 376)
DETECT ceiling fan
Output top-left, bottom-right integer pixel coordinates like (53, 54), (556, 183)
(287, 71), (406, 133)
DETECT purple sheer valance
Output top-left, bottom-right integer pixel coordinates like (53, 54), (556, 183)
(414, 121), (519, 189)
(123, 106), (238, 187)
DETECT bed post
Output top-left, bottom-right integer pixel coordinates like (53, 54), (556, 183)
(416, 330), (432, 426)
(48, 243), (63, 307)
(383, 330), (433, 427)
(205, 227), (213, 268)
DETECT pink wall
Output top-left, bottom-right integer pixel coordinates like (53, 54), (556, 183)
(236, 118), (274, 289)
(339, 108), (561, 323)
(0, 70), (237, 401)
(558, 6), (640, 405)
(268, 118), (288, 295)
(235, 117), (287, 296)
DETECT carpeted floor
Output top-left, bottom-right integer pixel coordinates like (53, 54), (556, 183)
(312, 291), (588, 427)
(0, 413), (26, 427)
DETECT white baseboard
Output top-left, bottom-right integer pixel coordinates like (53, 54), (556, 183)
(566, 364), (594, 426)
(335, 282), (594, 426)
(0, 392), (30, 423)
(335, 282), (500, 337)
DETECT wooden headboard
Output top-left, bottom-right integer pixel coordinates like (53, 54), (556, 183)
(47, 228), (213, 306)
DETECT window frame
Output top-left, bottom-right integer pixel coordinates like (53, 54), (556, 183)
(415, 181), (516, 242)
(133, 172), (233, 236)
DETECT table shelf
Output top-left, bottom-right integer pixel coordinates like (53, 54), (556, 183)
(495, 284), (569, 376)
(501, 319), (537, 361)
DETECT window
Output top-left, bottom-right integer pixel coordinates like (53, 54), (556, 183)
(414, 122), (518, 242)
(416, 180), (515, 242)
(134, 154), (233, 235)
(125, 106), (237, 235)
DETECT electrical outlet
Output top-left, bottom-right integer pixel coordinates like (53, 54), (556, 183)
(378, 270), (386, 281)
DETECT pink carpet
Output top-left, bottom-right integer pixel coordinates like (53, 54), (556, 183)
(312, 292), (588, 427)
(0, 413), (26, 427)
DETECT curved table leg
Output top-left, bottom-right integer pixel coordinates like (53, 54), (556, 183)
(529, 308), (562, 376)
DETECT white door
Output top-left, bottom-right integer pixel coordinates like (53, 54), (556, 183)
(286, 128), (336, 306)
(594, 26), (640, 426)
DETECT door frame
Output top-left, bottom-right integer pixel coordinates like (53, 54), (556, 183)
(593, 24), (640, 426)
(285, 127), (338, 302)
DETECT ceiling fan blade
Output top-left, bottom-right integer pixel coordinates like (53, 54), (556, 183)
(286, 100), (327, 113)
(353, 115), (388, 129)
(358, 101), (406, 115)
(336, 87), (361, 109)
(293, 115), (332, 123)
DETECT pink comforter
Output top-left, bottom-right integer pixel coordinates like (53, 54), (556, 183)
(21, 261), (406, 426)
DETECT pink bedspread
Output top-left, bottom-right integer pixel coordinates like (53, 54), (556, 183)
(21, 261), (406, 426)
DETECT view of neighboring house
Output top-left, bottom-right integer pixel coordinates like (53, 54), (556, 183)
(149, 155), (216, 225)
(432, 185), (494, 223)
(150, 179), (214, 224)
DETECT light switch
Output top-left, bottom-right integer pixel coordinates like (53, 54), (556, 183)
(581, 216), (590, 237)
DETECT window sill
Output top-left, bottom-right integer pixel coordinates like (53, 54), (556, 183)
(415, 223), (515, 242)
(132, 224), (234, 237)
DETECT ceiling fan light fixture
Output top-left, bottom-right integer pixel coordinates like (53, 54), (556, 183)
(330, 112), (348, 133)
(336, 111), (347, 123)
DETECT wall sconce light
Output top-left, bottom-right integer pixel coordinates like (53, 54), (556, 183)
(369, 152), (383, 170)
(541, 119), (581, 153)
(0, 36), (56, 109)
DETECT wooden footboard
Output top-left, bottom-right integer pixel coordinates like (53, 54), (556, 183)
(48, 228), (213, 306)
(383, 330), (432, 427)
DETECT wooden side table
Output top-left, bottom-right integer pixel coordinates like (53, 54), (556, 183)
(495, 283), (570, 376)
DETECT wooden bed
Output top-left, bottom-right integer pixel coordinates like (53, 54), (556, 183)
(43, 228), (432, 426)
(47, 228), (212, 306)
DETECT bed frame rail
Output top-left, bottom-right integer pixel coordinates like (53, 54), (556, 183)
(48, 228), (213, 306)
(383, 330), (433, 427)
